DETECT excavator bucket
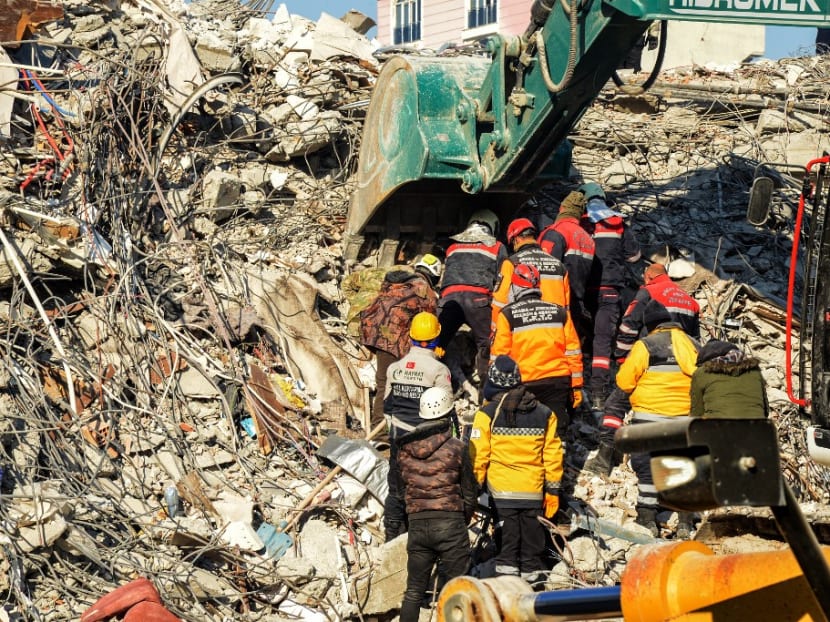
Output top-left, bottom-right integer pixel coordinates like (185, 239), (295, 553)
(345, 0), (830, 264)
(344, 53), (540, 264)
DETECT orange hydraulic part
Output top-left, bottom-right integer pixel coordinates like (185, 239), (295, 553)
(621, 541), (830, 622)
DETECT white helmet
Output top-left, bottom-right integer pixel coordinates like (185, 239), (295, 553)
(419, 387), (455, 420)
(413, 253), (443, 280)
(468, 209), (500, 237)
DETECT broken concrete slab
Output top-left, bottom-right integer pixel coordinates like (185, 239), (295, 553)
(357, 534), (408, 614)
(310, 13), (377, 64)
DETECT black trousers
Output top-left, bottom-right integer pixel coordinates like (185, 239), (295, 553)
(526, 376), (571, 436)
(438, 292), (492, 382)
(494, 506), (547, 576)
(587, 288), (621, 399)
(371, 348), (396, 431)
(384, 444), (408, 539)
(400, 513), (470, 622)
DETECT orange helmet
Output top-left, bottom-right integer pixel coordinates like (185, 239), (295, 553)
(511, 263), (540, 289)
(506, 218), (536, 244)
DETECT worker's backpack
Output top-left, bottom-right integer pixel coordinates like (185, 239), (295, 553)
(359, 271), (436, 358)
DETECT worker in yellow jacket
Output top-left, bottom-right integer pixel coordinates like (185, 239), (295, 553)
(469, 355), (563, 583)
(584, 300), (699, 536)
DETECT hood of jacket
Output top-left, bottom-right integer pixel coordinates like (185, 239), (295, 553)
(384, 269), (420, 284)
(398, 419), (452, 458)
(700, 355), (760, 376)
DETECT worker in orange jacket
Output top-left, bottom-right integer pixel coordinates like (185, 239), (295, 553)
(491, 218), (573, 333)
(491, 263), (583, 436)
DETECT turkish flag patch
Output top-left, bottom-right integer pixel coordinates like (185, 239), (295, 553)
(406, 362), (415, 369)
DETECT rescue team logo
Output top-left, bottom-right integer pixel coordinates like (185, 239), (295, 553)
(391, 366), (426, 383)
(470, 428), (481, 439)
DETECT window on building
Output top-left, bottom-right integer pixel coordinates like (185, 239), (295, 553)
(468, 0), (497, 29)
(394, 0), (421, 44)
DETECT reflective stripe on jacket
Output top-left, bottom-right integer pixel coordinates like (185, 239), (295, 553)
(441, 240), (507, 294)
(583, 216), (641, 289)
(491, 243), (571, 330)
(491, 293), (582, 386)
(615, 325), (699, 417)
(537, 217), (595, 300)
(469, 392), (562, 508)
(616, 273), (700, 358)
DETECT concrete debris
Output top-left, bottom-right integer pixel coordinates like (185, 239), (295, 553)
(0, 0), (827, 619)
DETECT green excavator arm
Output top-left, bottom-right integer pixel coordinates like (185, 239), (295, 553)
(345, 0), (829, 263)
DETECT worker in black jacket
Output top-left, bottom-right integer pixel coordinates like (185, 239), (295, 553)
(580, 182), (641, 411)
(438, 209), (508, 387)
(398, 387), (476, 622)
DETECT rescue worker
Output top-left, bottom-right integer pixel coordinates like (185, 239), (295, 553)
(615, 262), (700, 362)
(359, 254), (443, 433)
(490, 263), (583, 436)
(537, 191), (595, 385)
(690, 340), (768, 420)
(580, 182), (641, 411)
(398, 387), (476, 622)
(683, 339), (767, 539)
(383, 312), (453, 541)
(438, 209), (508, 388)
(469, 355), (563, 583)
(491, 217), (572, 334)
(584, 301), (699, 537)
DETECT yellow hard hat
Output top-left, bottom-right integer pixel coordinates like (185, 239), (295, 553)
(410, 312), (441, 342)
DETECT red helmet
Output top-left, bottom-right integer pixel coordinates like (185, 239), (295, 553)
(511, 263), (540, 288)
(506, 218), (536, 244)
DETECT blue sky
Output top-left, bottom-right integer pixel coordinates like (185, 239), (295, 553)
(285, 2), (818, 59)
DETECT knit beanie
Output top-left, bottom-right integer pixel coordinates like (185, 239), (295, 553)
(483, 355), (522, 401)
(643, 300), (672, 333)
(555, 190), (587, 222)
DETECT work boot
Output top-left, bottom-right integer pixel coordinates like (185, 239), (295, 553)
(583, 442), (615, 476)
(636, 507), (659, 537)
(676, 513), (695, 539)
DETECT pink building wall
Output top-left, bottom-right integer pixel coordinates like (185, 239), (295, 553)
(499, 0), (534, 37)
(421, 0), (466, 49)
(376, 0), (534, 48)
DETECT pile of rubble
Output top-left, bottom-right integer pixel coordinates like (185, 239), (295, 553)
(0, 0), (829, 619)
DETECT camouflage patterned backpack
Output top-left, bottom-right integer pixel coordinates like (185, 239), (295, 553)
(359, 270), (438, 358)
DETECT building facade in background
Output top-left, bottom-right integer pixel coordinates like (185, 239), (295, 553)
(376, 0), (764, 68)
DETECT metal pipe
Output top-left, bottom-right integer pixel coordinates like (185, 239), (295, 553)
(533, 586), (622, 619)
(771, 481), (830, 619)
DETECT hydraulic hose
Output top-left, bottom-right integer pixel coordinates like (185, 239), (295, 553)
(612, 20), (668, 95)
(786, 155), (830, 407)
(535, 0), (578, 93)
